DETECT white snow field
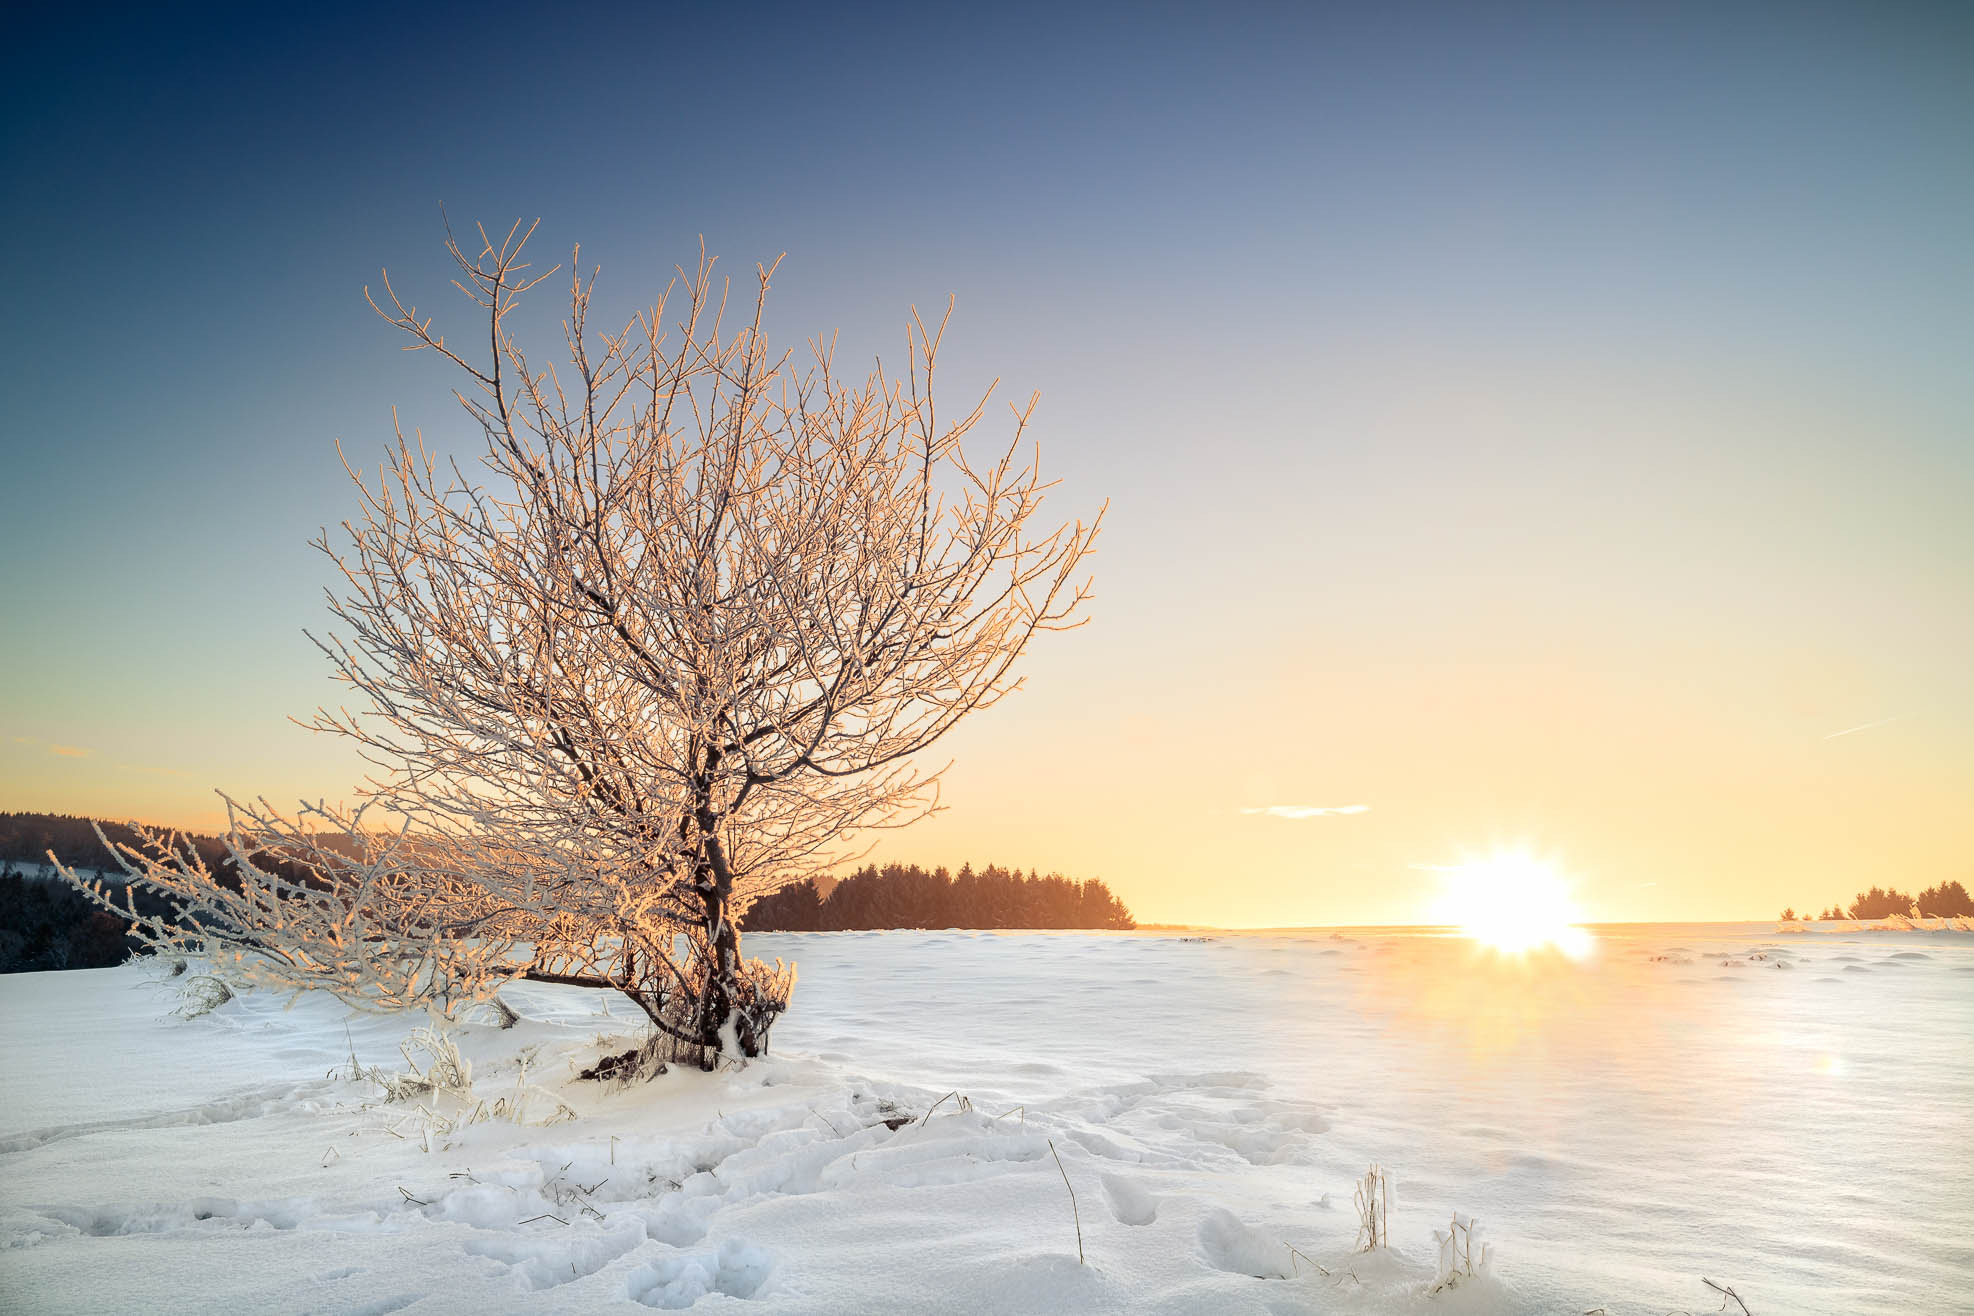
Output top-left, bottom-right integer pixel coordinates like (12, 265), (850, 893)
(2, 925), (1969, 1314)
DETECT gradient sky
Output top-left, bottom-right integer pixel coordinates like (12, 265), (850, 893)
(3, 2), (1969, 926)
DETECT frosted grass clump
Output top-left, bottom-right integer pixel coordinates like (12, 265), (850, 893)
(364, 1025), (473, 1103)
(1353, 1164), (1391, 1251)
(355, 1024), (575, 1151)
(1428, 1212), (1492, 1294)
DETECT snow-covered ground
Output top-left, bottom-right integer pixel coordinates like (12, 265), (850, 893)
(2, 925), (1969, 1314)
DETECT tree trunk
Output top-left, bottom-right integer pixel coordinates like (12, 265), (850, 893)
(692, 823), (743, 1067)
(685, 816), (789, 1067)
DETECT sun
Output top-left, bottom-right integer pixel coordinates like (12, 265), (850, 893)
(1432, 851), (1594, 957)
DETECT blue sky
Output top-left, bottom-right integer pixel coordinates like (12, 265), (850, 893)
(3, 2), (1969, 922)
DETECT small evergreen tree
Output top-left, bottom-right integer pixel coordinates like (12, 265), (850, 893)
(1916, 880), (1973, 917)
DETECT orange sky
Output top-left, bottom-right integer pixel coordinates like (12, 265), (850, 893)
(7, 350), (1969, 926)
(8, 408), (1968, 929)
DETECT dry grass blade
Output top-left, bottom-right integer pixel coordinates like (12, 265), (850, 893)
(919, 1090), (970, 1126)
(1046, 1139), (1084, 1265)
(1285, 1243), (1329, 1277)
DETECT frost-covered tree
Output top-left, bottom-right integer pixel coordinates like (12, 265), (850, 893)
(63, 220), (1101, 1066)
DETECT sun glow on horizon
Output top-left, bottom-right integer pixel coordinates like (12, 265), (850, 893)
(1433, 851), (1594, 958)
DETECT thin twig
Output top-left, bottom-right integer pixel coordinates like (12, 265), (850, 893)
(1703, 1278), (1753, 1315)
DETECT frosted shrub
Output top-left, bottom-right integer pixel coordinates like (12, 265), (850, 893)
(153, 950), (235, 1018)
(170, 972), (234, 1019)
(60, 220), (1101, 1069)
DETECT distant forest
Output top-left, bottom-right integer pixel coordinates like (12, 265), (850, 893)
(0, 813), (223, 973)
(1783, 880), (1973, 922)
(742, 862), (1135, 931)
(0, 812), (1134, 974)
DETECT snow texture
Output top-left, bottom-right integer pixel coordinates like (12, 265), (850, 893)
(1, 923), (1968, 1313)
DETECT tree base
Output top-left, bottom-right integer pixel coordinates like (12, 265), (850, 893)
(576, 1045), (668, 1083)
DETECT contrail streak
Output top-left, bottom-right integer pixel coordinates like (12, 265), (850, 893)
(1823, 715), (1903, 740)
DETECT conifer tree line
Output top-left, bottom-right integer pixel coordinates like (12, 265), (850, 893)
(1783, 880), (1973, 922)
(742, 861), (1134, 931)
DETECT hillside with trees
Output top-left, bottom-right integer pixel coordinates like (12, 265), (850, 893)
(1, 812), (224, 873)
(1, 813), (220, 972)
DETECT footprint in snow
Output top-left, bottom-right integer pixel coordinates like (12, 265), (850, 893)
(340, 1297), (420, 1316)
(627, 1239), (773, 1309)
(464, 1223), (647, 1291)
(1100, 1172), (1157, 1226)
(1197, 1207), (1289, 1278)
